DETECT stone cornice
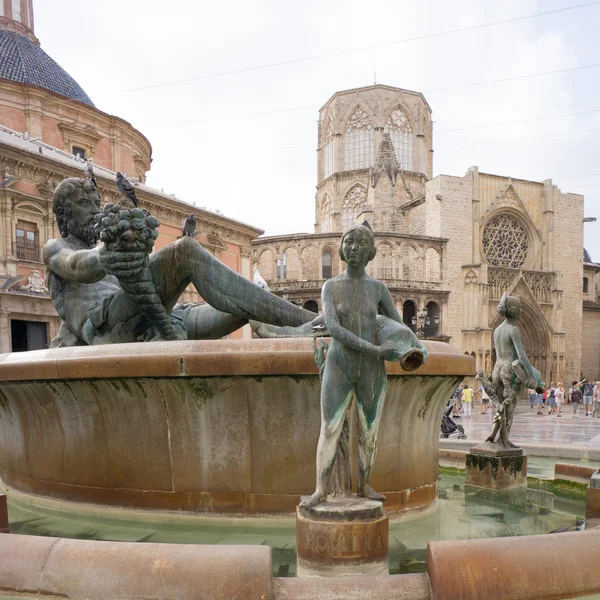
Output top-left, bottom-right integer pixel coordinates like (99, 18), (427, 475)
(253, 231), (448, 245)
(0, 138), (262, 244)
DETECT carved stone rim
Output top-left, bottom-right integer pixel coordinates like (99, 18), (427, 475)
(0, 338), (474, 381)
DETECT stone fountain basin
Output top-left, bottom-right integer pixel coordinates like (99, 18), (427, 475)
(0, 339), (472, 516)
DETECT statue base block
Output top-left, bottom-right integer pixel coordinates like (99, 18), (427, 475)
(586, 471), (600, 529)
(296, 496), (388, 577)
(465, 443), (527, 491)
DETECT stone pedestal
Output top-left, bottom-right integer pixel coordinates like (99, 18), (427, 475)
(465, 442), (527, 491)
(296, 496), (388, 577)
(0, 494), (8, 533)
(585, 470), (600, 529)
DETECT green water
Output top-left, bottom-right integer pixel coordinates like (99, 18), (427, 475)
(7, 474), (586, 577)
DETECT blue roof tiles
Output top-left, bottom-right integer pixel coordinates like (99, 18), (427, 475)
(0, 30), (94, 107)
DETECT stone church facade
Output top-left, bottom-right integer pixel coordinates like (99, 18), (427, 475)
(253, 84), (592, 386)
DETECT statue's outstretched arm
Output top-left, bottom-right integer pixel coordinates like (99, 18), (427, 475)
(44, 240), (106, 284)
(322, 280), (380, 357)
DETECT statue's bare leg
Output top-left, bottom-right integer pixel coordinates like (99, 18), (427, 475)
(355, 365), (387, 501)
(147, 237), (315, 334)
(486, 366), (506, 443)
(300, 358), (354, 509)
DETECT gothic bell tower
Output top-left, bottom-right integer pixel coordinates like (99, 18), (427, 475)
(314, 84), (433, 235)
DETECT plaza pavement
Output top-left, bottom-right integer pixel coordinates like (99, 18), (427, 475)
(449, 399), (600, 448)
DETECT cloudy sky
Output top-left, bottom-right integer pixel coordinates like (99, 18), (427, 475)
(35, 0), (600, 258)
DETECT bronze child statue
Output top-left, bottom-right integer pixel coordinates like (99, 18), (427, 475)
(301, 224), (427, 508)
(486, 293), (544, 448)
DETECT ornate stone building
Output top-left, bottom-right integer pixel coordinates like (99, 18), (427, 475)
(0, 3), (259, 352)
(252, 84), (589, 385)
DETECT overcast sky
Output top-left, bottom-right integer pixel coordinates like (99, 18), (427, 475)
(35, 0), (600, 260)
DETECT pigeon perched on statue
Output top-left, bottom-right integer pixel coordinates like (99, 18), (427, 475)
(183, 213), (197, 237)
(84, 161), (97, 188)
(253, 267), (270, 291)
(115, 172), (138, 207)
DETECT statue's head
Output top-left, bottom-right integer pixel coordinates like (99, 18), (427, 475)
(339, 223), (376, 265)
(497, 292), (521, 320)
(53, 178), (100, 248)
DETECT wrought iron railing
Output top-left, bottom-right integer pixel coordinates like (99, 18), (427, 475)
(14, 241), (40, 263)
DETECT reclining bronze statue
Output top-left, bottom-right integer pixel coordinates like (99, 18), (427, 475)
(44, 178), (316, 346)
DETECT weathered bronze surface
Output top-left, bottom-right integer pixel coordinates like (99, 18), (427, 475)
(300, 225), (428, 509)
(477, 293), (544, 452)
(44, 178), (315, 346)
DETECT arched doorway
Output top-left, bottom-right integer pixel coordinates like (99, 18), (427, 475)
(425, 301), (440, 337)
(302, 299), (319, 313)
(403, 300), (416, 333)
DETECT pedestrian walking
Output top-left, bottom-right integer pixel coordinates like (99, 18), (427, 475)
(593, 381), (600, 418)
(461, 384), (473, 418)
(528, 387), (536, 409)
(570, 380), (585, 419)
(547, 383), (557, 415)
(452, 386), (462, 418)
(555, 383), (564, 417)
(536, 386), (545, 415)
(583, 379), (594, 416)
(478, 384), (490, 414)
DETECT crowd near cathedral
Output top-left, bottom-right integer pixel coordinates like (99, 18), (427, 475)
(0, 1), (597, 386)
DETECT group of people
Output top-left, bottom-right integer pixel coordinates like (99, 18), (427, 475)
(451, 383), (488, 418)
(451, 379), (600, 420)
(529, 380), (600, 419)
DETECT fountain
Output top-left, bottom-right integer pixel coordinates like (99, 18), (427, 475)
(0, 178), (599, 599)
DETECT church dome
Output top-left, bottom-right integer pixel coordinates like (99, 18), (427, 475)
(0, 30), (95, 107)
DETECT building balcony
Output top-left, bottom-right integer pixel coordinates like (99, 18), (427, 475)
(267, 278), (448, 293)
(13, 241), (41, 263)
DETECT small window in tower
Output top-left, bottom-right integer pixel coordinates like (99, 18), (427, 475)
(583, 277), (589, 294)
(322, 252), (332, 280)
(12, 1), (21, 22)
(72, 147), (86, 160)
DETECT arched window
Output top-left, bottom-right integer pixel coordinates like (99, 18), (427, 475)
(303, 300), (319, 313)
(275, 258), (281, 280)
(384, 109), (413, 171)
(403, 300), (416, 332)
(322, 117), (334, 180)
(426, 301), (440, 336)
(425, 248), (441, 282)
(320, 194), (332, 233)
(282, 252), (287, 280)
(341, 185), (368, 230)
(322, 252), (332, 280)
(12, 0), (21, 22)
(344, 106), (374, 171)
(584, 277), (589, 294)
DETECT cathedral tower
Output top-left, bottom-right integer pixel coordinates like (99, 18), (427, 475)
(315, 85), (433, 235)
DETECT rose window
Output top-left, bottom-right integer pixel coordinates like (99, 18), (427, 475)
(482, 215), (529, 268)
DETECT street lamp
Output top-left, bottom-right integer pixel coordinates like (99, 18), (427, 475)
(412, 306), (440, 339)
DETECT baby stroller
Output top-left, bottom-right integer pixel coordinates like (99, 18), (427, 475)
(440, 403), (467, 439)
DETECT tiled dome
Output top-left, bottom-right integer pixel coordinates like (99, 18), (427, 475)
(584, 248), (593, 263)
(0, 30), (94, 107)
